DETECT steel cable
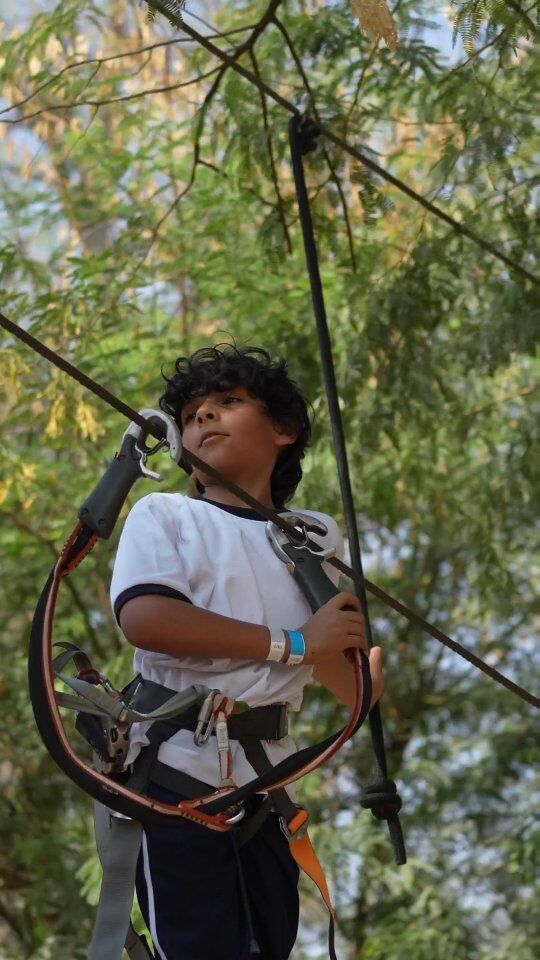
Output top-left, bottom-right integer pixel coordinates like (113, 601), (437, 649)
(1, 309), (538, 709)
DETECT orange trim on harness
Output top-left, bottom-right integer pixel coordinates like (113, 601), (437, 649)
(287, 810), (335, 920)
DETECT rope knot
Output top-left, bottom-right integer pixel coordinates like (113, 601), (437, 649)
(361, 778), (402, 821)
(296, 116), (322, 156)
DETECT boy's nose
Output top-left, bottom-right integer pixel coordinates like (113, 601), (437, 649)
(196, 402), (217, 423)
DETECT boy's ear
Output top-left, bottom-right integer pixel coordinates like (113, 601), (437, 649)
(274, 420), (299, 450)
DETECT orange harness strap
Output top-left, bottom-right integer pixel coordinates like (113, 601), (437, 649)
(287, 810), (337, 958)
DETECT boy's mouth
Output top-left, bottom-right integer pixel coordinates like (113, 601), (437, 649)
(199, 431), (227, 447)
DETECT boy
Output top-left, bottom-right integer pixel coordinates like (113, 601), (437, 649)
(110, 343), (383, 960)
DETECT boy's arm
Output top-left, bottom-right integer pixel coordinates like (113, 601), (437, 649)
(119, 594), (271, 661)
(313, 658), (356, 709)
(314, 650), (384, 710)
(120, 593), (383, 707)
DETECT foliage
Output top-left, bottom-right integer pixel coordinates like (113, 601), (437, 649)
(0, 0), (538, 957)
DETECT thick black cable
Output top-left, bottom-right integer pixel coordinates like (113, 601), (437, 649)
(144, 0), (539, 287)
(289, 114), (405, 864)
(1, 308), (539, 709)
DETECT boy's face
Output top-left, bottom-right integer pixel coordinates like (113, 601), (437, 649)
(179, 384), (297, 495)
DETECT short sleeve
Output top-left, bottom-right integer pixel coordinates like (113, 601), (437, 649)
(109, 493), (193, 627)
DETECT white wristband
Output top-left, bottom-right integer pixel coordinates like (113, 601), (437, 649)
(267, 628), (287, 662)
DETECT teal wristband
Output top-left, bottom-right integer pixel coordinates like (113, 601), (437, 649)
(286, 630), (305, 666)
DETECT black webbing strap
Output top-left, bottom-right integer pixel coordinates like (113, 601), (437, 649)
(288, 113), (406, 865)
(239, 737), (299, 825)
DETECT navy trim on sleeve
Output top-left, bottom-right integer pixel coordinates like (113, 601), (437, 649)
(114, 584), (192, 626)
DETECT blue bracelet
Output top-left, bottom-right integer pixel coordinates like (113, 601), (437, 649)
(286, 630), (305, 666)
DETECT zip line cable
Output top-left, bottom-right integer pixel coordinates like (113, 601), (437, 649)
(1, 308), (538, 710)
(144, 0), (538, 287)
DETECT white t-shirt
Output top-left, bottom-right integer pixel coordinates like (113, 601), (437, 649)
(109, 492), (343, 790)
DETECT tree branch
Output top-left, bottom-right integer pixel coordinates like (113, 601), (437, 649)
(503, 0), (536, 33)
(342, 40), (380, 143)
(248, 49), (292, 254)
(1, 68), (223, 124)
(0, 26), (257, 119)
(272, 15), (357, 271)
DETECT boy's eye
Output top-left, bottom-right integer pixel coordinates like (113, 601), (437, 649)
(183, 394), (241, 425)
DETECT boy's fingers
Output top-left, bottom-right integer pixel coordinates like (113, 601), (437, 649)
(333, 592), (361, 611)
(369, 646), (383, 668)
(346, 627), (368, 651)
(369, 647), (385, 699)
(341, 611), (365, 625)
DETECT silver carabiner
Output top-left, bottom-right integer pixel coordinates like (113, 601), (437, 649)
(194, 689), (220, 746)
(123, 409), (183, 481)
(225, 805), (246, 825)
(266, 512), (335, 569)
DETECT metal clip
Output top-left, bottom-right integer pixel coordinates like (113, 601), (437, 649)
(194, 689), (220, 746)
(266, 512), (335, 569)
(225, 805), (245, 825)
(123, 409), (183, 481)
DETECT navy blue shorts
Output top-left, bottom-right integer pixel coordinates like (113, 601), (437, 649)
(135, 782), (300, 960)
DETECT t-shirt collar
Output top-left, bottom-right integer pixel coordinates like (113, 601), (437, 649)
(194, 494), (288, 522)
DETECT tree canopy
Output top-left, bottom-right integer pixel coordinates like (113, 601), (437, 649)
(0, 1), (538, 957)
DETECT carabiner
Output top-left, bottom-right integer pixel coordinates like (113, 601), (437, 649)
(266, 512), (336, 569)
(123, 408), (183, 481)
(194, 689), (220, 746)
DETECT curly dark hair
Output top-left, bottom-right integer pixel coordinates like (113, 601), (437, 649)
(159, 343), (312, 508)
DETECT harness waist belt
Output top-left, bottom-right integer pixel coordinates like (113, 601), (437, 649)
(175, 702), (288, 740)
(129, 678), (288, 741)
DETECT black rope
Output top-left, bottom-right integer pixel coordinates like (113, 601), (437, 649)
(1, 308), (539, 710)
(289, 113), (405, 864)
(144, 0), (539, 287)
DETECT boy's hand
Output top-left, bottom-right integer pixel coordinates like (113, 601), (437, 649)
(302, 593), (385, 708)
(368, 646), (385, 708)
(301, 592), (367, 665)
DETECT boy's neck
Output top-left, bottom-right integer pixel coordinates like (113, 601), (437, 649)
(200, 481), (275, 511)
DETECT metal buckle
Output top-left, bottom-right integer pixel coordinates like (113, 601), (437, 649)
(279, 808), (309, 841)
(194, 689), (220, 745)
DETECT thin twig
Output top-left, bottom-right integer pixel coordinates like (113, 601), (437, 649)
(0, 26), (256, 118)
(248, 49), (292, 254)
(466, 384), (539, 419)
(1, 68), (223, 124)
(503, 0), (536, 33)
(342, 40), (380, 142)
(272, 15), (357, 271)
